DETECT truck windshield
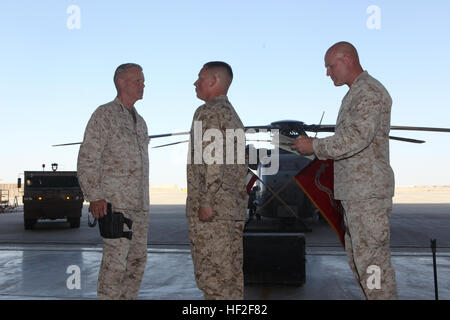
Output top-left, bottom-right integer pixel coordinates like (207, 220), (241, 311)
(25, 176), (80, 189)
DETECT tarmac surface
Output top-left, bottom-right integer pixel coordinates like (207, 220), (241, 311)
(0, 203), (450, 300)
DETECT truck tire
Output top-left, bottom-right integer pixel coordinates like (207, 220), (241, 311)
(68, 217), (80, 228)
(24, 219), (37, 230)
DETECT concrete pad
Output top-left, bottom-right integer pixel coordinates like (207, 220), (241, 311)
(0, 246), (202, 300)
(1, 245), (449, 300)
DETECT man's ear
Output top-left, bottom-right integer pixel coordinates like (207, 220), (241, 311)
(342, 53), (353, 66)
(116, 77), (124, 90)
(208, 73), (218, 88)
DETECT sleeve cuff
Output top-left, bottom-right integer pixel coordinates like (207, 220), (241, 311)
(312, 138), (327, 160)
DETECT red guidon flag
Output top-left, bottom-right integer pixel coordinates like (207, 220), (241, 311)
(294, 158), (346, 248)
(246, 169), (259, 194)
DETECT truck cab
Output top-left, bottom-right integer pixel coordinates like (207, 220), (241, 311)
(21, 170), (84, 230)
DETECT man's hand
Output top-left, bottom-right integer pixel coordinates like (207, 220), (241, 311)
(198, 206), (215, 222)
(291, 136), (315, 155)
(89, 199), (107, 219)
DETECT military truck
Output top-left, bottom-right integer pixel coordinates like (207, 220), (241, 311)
(20, 170), (84, 230)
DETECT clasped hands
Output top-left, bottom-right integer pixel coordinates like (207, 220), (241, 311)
(198, 206), (215, 222)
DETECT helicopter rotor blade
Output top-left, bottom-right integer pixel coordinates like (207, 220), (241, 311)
(52, 142), (82, 147)
(389, 136), (425, 144)
(53, 131), (190, 147)
(52, 124), (450, 147)
(152, 140), (189, 149)
(303, 124), (336, 132)
(149, 131), (190, 139)
(301, 124), (427, 143)
(244, 125), (274, 131)
(304, 124), (450, 134)
(390, 126), (450, 133)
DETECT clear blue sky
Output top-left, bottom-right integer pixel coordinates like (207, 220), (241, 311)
(1, 1), (449, 187)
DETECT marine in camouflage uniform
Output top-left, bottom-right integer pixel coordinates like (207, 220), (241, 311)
(293, 43), (397, 299)
(77, 64), (150, 300)
(187, 62), (248, 300)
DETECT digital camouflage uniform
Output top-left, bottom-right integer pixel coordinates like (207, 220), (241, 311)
(186, 95), (248, 300)
(77, 97), (150, 300)
(313, 71), (398, 300)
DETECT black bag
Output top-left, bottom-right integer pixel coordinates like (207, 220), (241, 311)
(88, 202), (133, 240)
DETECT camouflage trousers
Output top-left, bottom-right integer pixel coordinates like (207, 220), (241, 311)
(98, 209), (149, 300)
(342, 198), (398, 300)
(187, 216), (245, 300)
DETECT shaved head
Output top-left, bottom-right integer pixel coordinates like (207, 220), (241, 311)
(325, 41), (364, 87)
(326, 41), (360, 66)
